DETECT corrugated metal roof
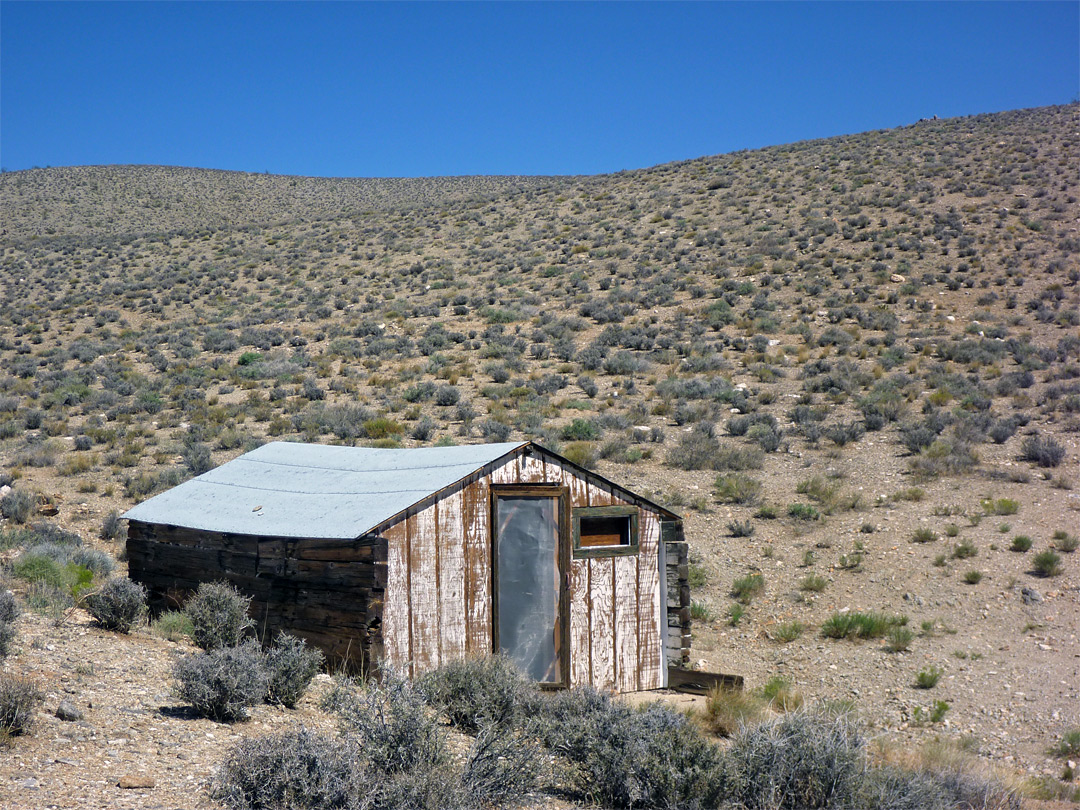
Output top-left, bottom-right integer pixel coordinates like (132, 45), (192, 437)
(122, 441), (526, 539)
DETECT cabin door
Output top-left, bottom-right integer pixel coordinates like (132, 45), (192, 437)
(492, 488), (569, 687)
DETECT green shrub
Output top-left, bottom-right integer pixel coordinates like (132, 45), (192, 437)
(0, 673), (43, 737)
(150, 610), (194, 641)
(981, 497), (1019, 515)
(787, 503), (821, 521)
(561, 418), (600, 441)
(702, 684), (767, 736)
(1010, 535), (1032, 552)
(561, 440), (598, 469)
(1052, 530), (1078, 553)
(911, 528), (937, 544)
(731, 573), (765, 604)
(886, 626), (914, 652)
(1032, 549), (1063, 577)
(420, 654), (539, 733)
(12, 552), (94, 597)
(85, 576), (146, 633)
(821, 611), (907, 640)
(362, 417), (403, 440)
(172, 641), (268, 722)
(799, 574), (828, 592)
(1049, 728), (1080, 758)
(770, 622), (805, 644)
(728, 519), (755, 537)
(264, 632), (324, 709)
(760, 676), (803, 712)
(962, 570), (983, 585)
(184, 581), (254, 650)
(952, 539), (978, 559)
(713, 473), (763, 504)
(915, 665), (943, 689)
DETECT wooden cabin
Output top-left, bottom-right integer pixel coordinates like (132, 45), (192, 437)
(124, 441), (692, 691)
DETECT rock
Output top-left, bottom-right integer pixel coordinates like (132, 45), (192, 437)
(117, 774), (156, 789)
(890, 274), (906, 283)
(55, 700), (83, 722)
(1020, 587), (1042, 605)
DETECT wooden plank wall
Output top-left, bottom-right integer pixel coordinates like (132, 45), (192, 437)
(381, 466), (500, 677)
(379, 450), (667, 691)
(561, 462), (666, 693)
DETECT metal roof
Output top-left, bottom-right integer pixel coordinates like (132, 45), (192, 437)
(122, 441), (527, 539)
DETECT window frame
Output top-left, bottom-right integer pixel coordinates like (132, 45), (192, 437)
(571, 505), (639, 559)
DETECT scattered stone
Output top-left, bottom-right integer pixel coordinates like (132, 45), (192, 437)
(117, 774), (156, 789)
(56, 700), (84, 722)
(1021, 587), (1042, 605)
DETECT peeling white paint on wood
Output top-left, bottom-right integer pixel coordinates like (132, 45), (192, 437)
(569, 559), (591, 687)
(463, 478), (492, 655)
(637, 512), (664, 690)
(589, 556), (616, 691)
(409, 508), (440, 673)
(520, 453), (547, 484)
(437, 488), (466, 663)
(382, 522), (410, 673)
(488, 457), (519, 485)
(542, 459), (565, 485)
(614, 554), (639, 693)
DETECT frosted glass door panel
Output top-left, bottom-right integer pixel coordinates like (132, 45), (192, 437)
(495, 495), (562, 684)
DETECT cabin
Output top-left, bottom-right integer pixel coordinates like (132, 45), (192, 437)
(124, 440), (692, 692)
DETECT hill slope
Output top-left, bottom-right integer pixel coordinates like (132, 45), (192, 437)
(0, 164), (568, 240)
(0, 103), (1078, 807)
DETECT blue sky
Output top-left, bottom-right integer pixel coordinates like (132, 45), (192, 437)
(2, 2), (1077, 177)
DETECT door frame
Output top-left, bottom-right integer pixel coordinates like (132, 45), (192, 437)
(489, 484), (571, 688)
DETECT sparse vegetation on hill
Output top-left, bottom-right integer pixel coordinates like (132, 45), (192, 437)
(0, 103), (1077, 806)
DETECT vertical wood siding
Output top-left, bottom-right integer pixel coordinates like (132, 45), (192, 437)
(614, 554), (640, 692)
(382, 521), (410, 673)
(372, 449), (666, 692)
(637, 512), (664, 690)
(567, 470), (592, 687)
(409, 508), (440, 674)
(463, 475), (492, 655)
(437, 489), (466, 663)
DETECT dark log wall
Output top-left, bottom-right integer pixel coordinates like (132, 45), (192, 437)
(127, 521), (386, 672)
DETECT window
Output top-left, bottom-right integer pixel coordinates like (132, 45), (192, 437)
(572, 506), (639, 558)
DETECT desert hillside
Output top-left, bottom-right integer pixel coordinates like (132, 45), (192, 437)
(0, 103), (1078, 808)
